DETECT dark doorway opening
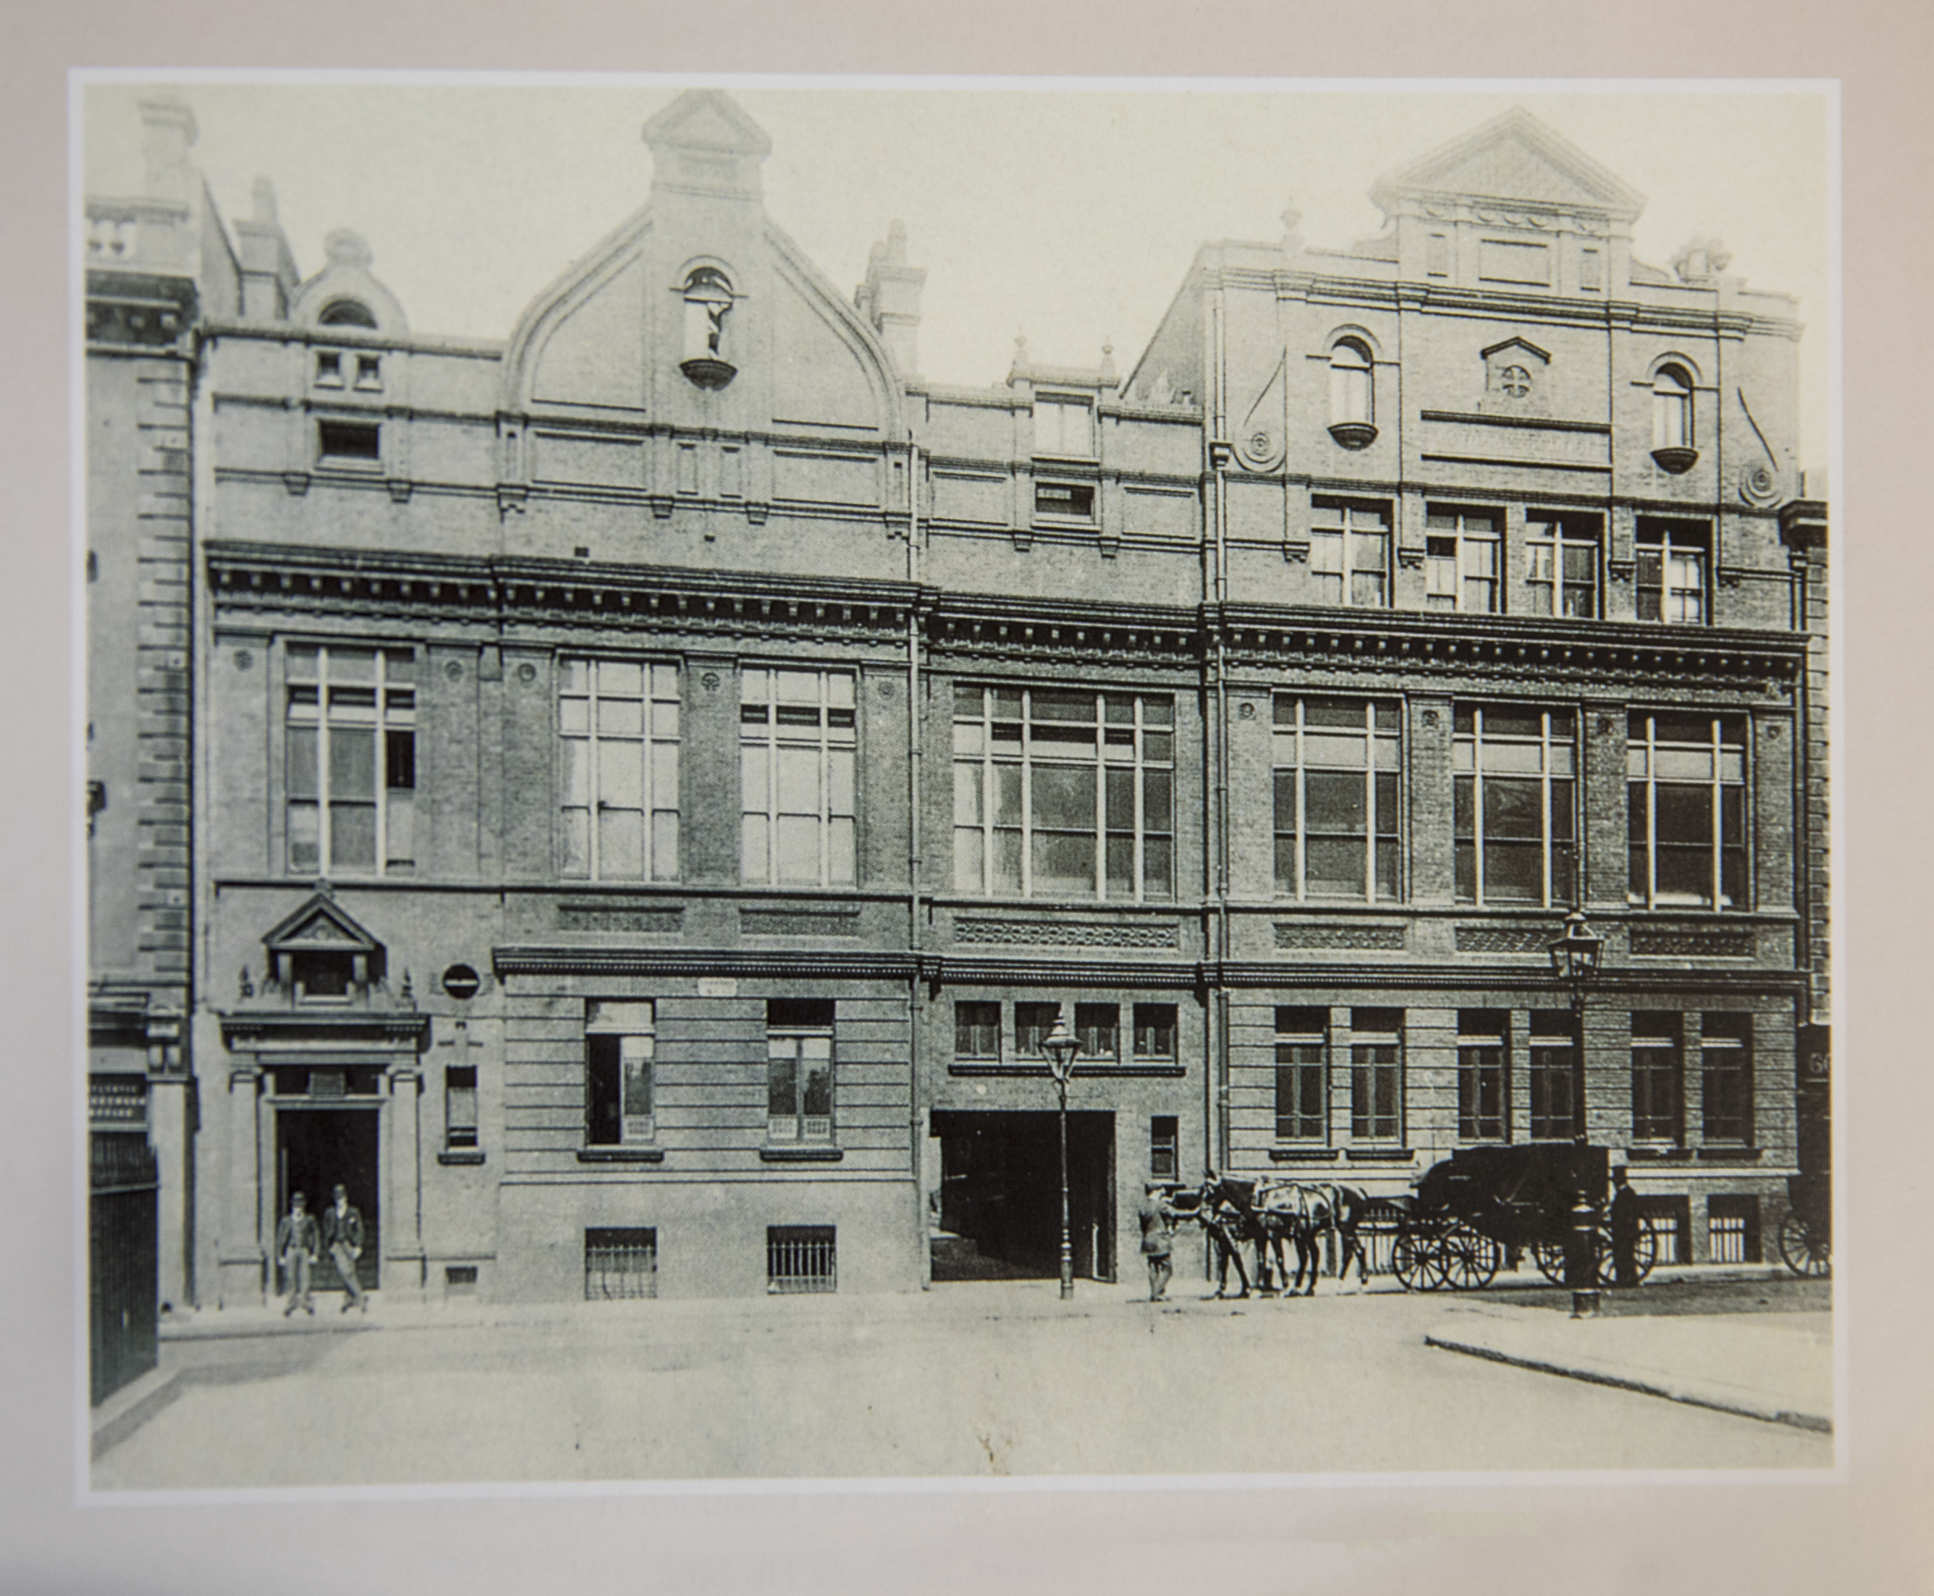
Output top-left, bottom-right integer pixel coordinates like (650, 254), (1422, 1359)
(275, 1108), (381, 1294)
(930, 1110), (1114, 1283)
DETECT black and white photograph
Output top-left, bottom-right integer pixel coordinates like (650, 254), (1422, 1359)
(71, 76), (1846, 1495)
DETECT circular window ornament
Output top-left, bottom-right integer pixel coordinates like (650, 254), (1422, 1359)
(441, 964), (483, 1000)
(1738, 461), (1781, 507)
(1498, 364), (1533, 399)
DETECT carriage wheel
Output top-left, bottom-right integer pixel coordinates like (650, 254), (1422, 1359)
(1592, 1216), (1661, 1287)
(1531, 1240), (1568, 1286)
(1632, 1216), (1660, 1283)
(1778, 1211), (1831, 1278)
(1439, 1226), (1501, 1291)
(1391, 1231), (1443, 1292)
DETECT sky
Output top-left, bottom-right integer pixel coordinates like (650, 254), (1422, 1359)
(82, 78), (1833, 473)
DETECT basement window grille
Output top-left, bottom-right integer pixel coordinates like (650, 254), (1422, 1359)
(767, 1225), (837, 1294)
(584, 1227), (658, 1300)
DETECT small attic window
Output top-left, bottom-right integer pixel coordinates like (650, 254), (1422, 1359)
(318, 419), (381, 465)
(319, 298), (378, 329)
(680, 268), (738, 390)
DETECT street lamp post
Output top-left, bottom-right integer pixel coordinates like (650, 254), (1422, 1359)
(1041, 1013), (1082, 1301)
(1549, 893), (1605, 1318)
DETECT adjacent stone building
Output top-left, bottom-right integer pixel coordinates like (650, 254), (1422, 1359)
(85, 89), (1829, 1308)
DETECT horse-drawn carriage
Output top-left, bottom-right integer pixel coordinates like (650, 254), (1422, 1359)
(1778, 1170), (1831, 1278)
(1381, 1143), (1657, 1292)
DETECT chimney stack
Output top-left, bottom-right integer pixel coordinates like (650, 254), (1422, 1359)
(138, 93), (198, 202)
(856, 220), (926, 379)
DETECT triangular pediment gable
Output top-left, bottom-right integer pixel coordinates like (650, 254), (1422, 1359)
(643, 89), (773, 159)
(1373, 108), (1644, 222)
(1481, 335), (1551, 364)
(262, 891), (383, 956)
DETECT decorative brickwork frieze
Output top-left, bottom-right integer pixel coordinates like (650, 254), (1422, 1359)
(1272, 922), (1407, 951)
(953, 917), (1181, 949)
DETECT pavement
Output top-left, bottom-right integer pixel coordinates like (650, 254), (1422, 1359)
(1423, 1298), (1833, 1434)
(93, 1264), (1833, 1476)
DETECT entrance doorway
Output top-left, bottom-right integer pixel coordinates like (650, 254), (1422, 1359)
(275, 1108), (380, 1295)
(930, 1110), (1114, 1283)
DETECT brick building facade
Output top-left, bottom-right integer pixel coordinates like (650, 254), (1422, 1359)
(84, 89), (1829, 1307)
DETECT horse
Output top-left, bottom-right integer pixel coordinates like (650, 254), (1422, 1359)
(1254, 1179), (1372, 1295)
(1194, 1174), (1302, 1297)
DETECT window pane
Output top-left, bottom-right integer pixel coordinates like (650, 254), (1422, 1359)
(651, 811), (679, 879)
(1306, 838), (1365, 897)
(1484, 778), (1542, 839)
(587, 1034), (620, 1145)
(1105, 768), (1135, 831)
(777, 747), (820, 812)
(1143, 836), (1173, 899)
(742, 745), (768, 809)
(288, 804), (320, 873)
(599, 660), (643, 699)
(993, 765), (1023, 827)
(768, 1054), (797, 1121)
(742, 813), (769, 880)
(651, 744), (679, 808)
(777, 815), (820, 882)
(827, 818), (856, 884)
(994, 830), (1023, 891)
(828, 750), (855, 816)
(1305, 770), (1367, 832)
(598, 809), (643, 878)
(776, 669), (819, 704)
(329, 727), (375, 799)
(803, 1058), (833, 1120)
(599, 742), (643, 807)
(1485, 841), (1543, 902)
(330, 803), (376, 870)
(1031, 688), (1094, 722)
(1142, 768), (1173, 829)
(1031, 765), (1096, 830)
(1031, 831), (1096, 897)
(1309, 696), (1370, 742)
(1657, 845), (1713, 904)
(952, 763), (984, 829)
(287, 725), (318, 799)
(598, 696), (643, 738)
(385, 790), (415, 868)
(953, 826), (983, 890)
(1656, 786), (1714, 844)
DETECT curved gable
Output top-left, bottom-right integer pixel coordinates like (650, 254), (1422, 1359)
(765, 222), (904, 436)
(501, 208), (653, 413)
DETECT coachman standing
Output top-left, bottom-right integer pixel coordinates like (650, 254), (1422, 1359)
(1609, 1165), (1642, 1290)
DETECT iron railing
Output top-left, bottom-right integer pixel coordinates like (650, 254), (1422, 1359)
(767, 1226), (837, 1294)
(584, 1227), (657, 1300)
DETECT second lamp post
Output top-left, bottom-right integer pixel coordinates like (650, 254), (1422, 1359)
(1041, 1013), (1082, 1301)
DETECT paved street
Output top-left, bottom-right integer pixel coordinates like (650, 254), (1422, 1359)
(94, 1277), (1832, 1487)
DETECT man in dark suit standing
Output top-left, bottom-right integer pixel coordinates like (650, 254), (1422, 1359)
(322, 1182), (368, 1313)
(1609, 1165), (1642, 1290)
(275, 1191), (319, 1317)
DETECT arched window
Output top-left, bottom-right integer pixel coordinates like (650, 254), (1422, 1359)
(1652, 365), (1693, 450)
(318, 298), (378, 330)
(1330, 339), (1373, 427)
